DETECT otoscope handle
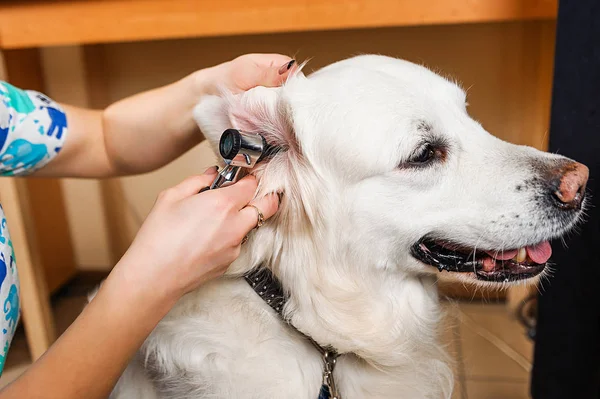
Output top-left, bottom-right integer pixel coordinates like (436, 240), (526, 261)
(199, 164), (243, 193)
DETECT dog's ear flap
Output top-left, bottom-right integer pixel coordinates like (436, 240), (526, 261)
(193, 85), (300, 161)
(194, 78), (312, 210)
(195, 77), (324, 260)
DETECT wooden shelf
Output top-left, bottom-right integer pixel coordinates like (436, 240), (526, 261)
(0, 0), (557, 49)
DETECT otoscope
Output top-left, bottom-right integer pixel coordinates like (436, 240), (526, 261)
(200, 129), (276, 192)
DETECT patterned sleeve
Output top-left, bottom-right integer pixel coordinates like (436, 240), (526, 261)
(0, 204), (19, 374)
(0, 81), (68, 176)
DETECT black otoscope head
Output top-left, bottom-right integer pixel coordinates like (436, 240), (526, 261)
(219, 129), (277, 167)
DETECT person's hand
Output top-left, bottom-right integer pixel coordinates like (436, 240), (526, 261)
(115, 167), (279, 301)
(195, 53), (298, 96)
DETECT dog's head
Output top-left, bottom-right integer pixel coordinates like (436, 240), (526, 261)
(194, 55), (588, 287)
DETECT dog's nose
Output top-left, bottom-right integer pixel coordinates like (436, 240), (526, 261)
(552, 162), (589, 210)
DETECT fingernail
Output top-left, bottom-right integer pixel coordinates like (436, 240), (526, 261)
(204, 166), (218, 174)
(278, 60), (296, 75)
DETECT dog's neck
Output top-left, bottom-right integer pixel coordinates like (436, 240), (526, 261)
(286, 260), (443, 368)
(229, 224), (445, 370)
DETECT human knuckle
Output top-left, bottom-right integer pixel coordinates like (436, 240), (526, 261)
(245, 175), (259, 186)
(189, 175), (205, 185)
(157, 188), (176, 202)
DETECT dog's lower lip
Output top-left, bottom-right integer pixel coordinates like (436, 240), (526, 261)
(411, 237), (547, 282)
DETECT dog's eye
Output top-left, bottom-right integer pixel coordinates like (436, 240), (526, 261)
(408, 144), (436, 165)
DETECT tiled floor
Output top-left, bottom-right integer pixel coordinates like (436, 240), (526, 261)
(445, 301), (533, 399)
(0, 283), (534, 398)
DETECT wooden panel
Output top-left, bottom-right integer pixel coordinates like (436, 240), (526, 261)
(3, 48), (77, 293)
(39, 46), (114, 271)
(0, 0), (557, 49)
(25, 178), (77, 293)
(82, 45), (136, 265)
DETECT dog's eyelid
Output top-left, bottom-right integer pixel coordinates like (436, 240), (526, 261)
(397, 138), (449, 170)
(412, 142), (432, 156)
(399, 144), (434, 168)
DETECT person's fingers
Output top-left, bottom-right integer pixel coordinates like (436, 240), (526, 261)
(218, 174), (259, 208)
(161, 167), (218, 201)
(233, 54), (297, 90)
(249, 192), (280, 221)
(236, 192), (280, 234)
(263, 58), (296, 87)
(203, 166), (219, 175)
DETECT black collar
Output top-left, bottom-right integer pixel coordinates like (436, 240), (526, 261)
(244, 267), (341, 399)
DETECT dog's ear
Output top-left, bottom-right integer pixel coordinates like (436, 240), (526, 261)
(193, 79), (304, 196)
(195, 74), (325, 270)
(194, 85), (301, 157)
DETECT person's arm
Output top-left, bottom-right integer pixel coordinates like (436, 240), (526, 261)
(0, 53), (288, 397)
(33, 54), (296, 178)
(0, 169), (279, 399)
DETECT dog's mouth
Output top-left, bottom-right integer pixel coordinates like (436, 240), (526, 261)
(410, 237), (552, 282)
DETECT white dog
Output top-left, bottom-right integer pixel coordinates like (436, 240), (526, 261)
(110, 55), (588, 399)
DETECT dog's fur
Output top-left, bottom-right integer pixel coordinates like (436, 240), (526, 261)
(109, 55), (584, 398)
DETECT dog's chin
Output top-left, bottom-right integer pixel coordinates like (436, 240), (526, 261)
(410, 236), (549, 283)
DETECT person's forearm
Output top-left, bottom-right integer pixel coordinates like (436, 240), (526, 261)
(33, 69), (210, 178)
(102, 70), (209, 175)
(0, 258), (178, 399)
(30, 54), (293, 178)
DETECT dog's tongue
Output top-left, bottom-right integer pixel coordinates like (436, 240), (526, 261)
(483, 241), (552, 264)
(526, 241), (552, 264)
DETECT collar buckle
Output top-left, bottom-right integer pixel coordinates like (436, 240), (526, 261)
(322, 350), (340, 399)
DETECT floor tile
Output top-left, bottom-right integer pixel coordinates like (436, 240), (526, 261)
(459, 302), (533, 363)
(440, 303), (461, 358)
(458, 305), (531, 381)
(458, 303), (533, 361)
(440, 303), (467, 399)
(466, 379), (530, 399)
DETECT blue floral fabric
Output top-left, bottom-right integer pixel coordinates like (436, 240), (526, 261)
(0, 81), (67, 373)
